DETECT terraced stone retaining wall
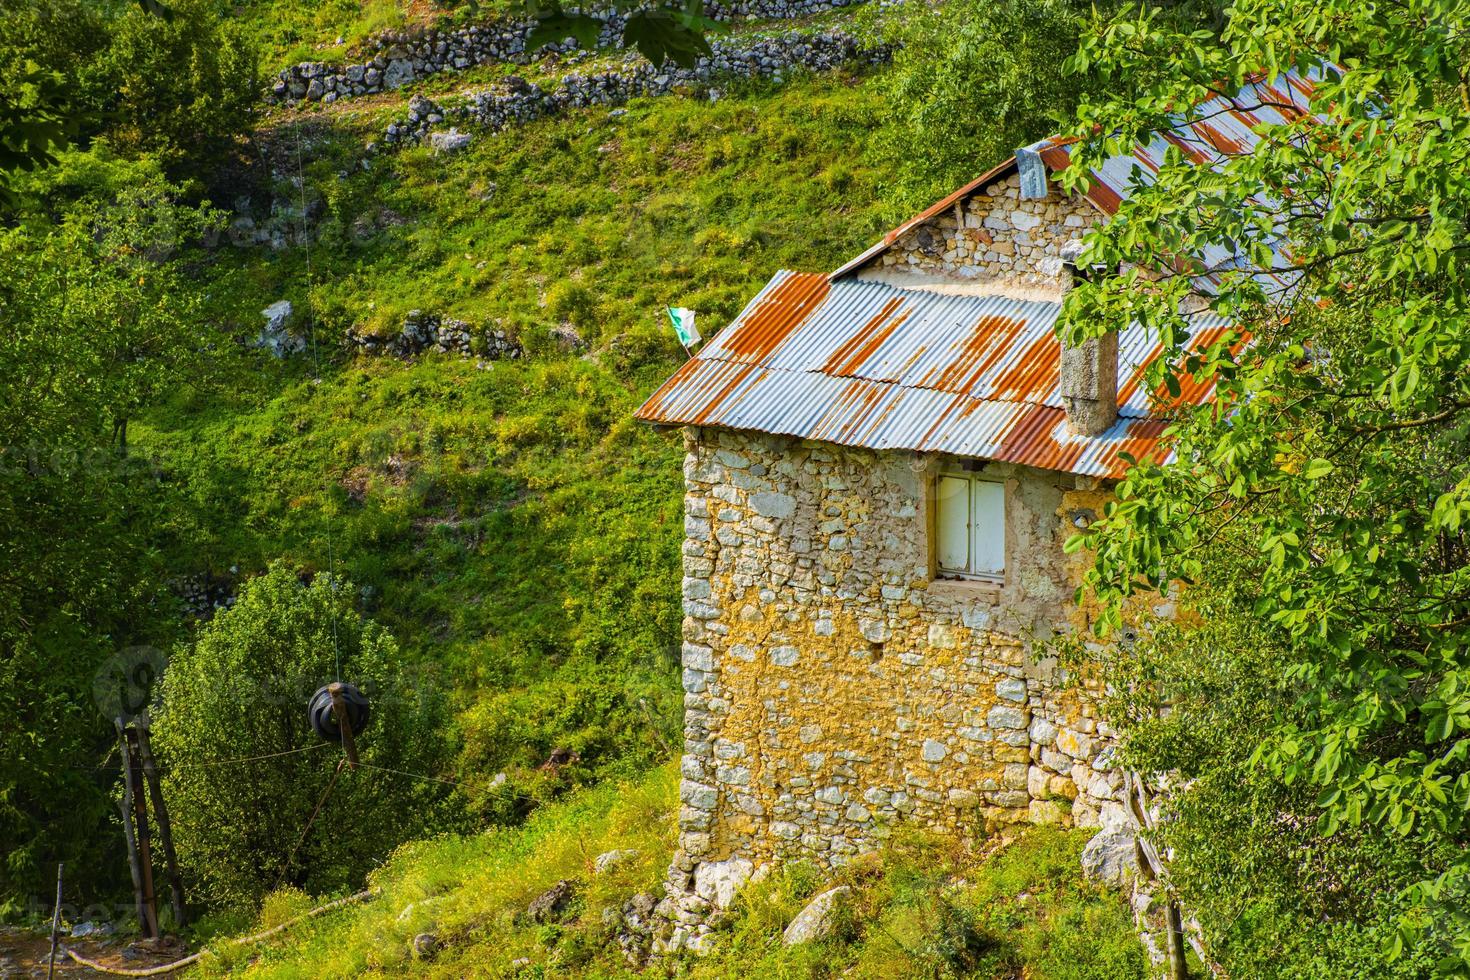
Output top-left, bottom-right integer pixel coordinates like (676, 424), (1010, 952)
(269, 0), (863, 106)
(654, 426), (1125, 952)
(379, 29), (886, 148)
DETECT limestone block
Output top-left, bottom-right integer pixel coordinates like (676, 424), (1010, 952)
(987, 705), (1029, 729)
(921, 739), (948, 762)
(770, 645), (800, 666)
(748, 491), (797, 519)
(1081, 827), (1138, 888)
(1048, 775), (1078, 800)
(683, 642), (715, 671)
(995, 678), (1028, 702)
(1056, 728), (1094, 761)
(1028, 799), (1067, 825)
(682, 781), (719, 811)
(693, 857), (754, 910)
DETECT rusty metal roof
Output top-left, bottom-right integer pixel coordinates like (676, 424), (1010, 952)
(831, 66), (1327, 282)
(634, 271), (1232, 478)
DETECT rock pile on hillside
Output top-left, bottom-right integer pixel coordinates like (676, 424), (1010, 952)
(379, 29), (886, 148)
(346, 310), (524, 359)
(268, 0), (863, 106)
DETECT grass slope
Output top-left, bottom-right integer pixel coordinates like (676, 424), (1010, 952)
(146, 70), (897, 815)
(189, 764), (1145, 979)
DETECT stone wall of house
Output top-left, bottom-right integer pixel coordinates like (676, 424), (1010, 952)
(656, 426), (1123, 952)
(858, 175), (1102, 288)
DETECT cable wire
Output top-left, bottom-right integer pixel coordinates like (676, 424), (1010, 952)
(292, 121), (343, 682)
(352, 761), (462, 787)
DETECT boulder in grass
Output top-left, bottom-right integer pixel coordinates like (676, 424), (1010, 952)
(527, 879), (577, 923)
(782, 885), (852, 945)
(430, 128), (473, 153)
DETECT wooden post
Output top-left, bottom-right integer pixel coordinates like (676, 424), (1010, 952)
(124, 727), (160, 939)
(1164, 900), (1189, 980)
(135, 714), (186, 928)
(115, 720), (148, 937)
(327, 683), (360, 769)
(46, 862), (62, 980)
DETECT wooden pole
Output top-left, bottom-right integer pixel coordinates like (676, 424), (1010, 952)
(327, 683), (360, 769)
(115, 720), (148, 937)
(1164, 900), (1189, 980)
(46, 862), (62, 980)
(124, 728), (160, 939)
(134, 714), (186, 928)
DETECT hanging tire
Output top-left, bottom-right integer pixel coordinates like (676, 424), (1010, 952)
(308, 682), (371, 741)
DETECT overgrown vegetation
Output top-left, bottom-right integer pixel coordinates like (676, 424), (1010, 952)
(1061, 0), (1470, 971)
(180, 764), (1142, 979)
(153, 564), (456, 909)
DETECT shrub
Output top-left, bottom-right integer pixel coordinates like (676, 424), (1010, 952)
(92, 0), (259, 180)
(152, 562), (457, 910)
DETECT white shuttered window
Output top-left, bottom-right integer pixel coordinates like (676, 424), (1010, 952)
(934, 472), (1005, 580)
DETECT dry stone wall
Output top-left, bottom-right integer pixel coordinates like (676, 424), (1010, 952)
(379, 30), (885, 149)
(269, 0), (863, 106)
(656, 427), (1124, 952)
(860, 174), (1102, 288)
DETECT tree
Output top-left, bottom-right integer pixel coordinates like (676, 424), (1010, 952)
(0, 156), (221, 908)
(1059, 0), (1470, 969)
(0, 0), (256, 199)
(96, 0), (258, 178)
(863, 0), (1101, 212)
(151, 563), (456, 909)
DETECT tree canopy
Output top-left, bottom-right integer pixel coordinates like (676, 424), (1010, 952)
(1061, 0), (1470, 969)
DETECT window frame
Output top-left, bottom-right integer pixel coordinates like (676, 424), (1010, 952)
(930, 467), (1007, 584)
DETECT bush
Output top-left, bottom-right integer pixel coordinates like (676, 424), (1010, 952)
(0, 0), (259, 185)
(100, 0), (259, 179)
(152, 562), (457, 910)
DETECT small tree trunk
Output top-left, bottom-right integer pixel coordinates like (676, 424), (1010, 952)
(1165, 899), (1189, 980)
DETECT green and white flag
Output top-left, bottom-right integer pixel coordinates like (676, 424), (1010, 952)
(667, 306), (700, 347)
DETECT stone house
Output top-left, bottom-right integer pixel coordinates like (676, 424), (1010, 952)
(634, 74), (1316, 950)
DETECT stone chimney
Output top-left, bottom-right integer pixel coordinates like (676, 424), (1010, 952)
(1058, 241), (1118, 437)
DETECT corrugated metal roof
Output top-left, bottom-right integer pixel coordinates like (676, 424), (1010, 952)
(831, 66), (1328, 282)
(635, 271), (1232, 478)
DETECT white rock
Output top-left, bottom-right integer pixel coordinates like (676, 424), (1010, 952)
(782, 885), (852, 945)
(430, 128), (473, 153)
(693, 856), (754, 910)
(593, 848), (640, 874)
(1081, 827), (1139, 888)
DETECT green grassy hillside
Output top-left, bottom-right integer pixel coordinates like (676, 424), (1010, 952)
(142, 69), (898, 819)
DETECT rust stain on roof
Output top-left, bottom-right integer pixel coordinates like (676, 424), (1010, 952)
(1195, 121), (1245, 155)
(991, 332), (1062, 401)
(689, 362), (757, 426)
(719, 272), (830, 363)
(1162, 130), (1213, 164)
(921, 314), (1027, 394)
(994, 404), (1086, 474)
(823, 297), (908, 378)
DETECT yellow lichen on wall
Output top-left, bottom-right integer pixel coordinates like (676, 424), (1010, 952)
(659, 429), (1134, 950)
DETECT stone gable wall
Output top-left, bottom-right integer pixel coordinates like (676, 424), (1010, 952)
(860, 174), (1102, 287)
(657, 426), (1123, 952)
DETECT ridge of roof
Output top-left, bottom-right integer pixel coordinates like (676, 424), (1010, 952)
(830, 65), (1329, 282)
